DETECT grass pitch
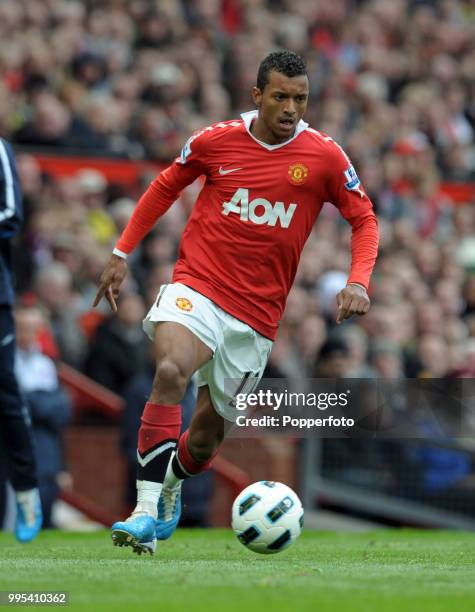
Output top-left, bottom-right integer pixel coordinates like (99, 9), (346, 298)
(0, 529), (474, 612)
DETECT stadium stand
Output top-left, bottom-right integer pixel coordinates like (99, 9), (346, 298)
(1, 0), (475, 527)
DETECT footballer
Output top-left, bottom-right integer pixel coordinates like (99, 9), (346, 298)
(93, 50), (379, 555)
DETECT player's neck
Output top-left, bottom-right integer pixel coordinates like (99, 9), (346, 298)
(250, 118), (294, 146)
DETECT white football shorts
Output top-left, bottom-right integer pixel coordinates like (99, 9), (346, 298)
(143, 282), (273, 422)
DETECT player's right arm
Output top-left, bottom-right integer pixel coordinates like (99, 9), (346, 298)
(93, 131), (208, 311)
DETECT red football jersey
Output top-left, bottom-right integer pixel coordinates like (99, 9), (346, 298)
(116, 111), (379, 340)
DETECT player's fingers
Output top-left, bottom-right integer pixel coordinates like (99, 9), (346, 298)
(348, 297), (362, 315)
(336, 304), (343, 324)
(354, 296), (370, 315)
(110, 274), (123, 300)
(354, 297), (369, 315)
(346, 295), (365, 321)
(335, 290), (347, 324)
(343, 299), (356, 321)
(336, 294), (351, 324)
(336, 309), (344, 325)
(352, 296), (367, 317)
(106, 286), (117, 312)
(93, 284), (107, 308)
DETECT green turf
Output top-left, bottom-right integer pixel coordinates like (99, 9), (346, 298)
(0, 529), (474, 612)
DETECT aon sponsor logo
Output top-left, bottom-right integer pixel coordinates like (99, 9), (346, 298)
(222, 188), (297, 228)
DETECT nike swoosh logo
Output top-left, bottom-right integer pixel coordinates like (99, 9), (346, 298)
(219, 166), (242, 175)
(0, 334), (14, 346)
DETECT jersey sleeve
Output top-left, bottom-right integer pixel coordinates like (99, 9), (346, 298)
(326, 140), (379, 289)
(326, 140), (373, 220)
(115, 131), (209, 255)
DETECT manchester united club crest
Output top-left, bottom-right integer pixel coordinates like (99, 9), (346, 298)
(176, 297), (193, 312)
(288, 163), (309, 185)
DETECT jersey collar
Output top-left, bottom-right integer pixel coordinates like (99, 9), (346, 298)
(241, 110), (308, 150)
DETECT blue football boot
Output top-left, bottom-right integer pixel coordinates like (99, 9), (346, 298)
(111, 513), (157, 556)
(155, 483), (182, 540)
(15, 488), (43, 543)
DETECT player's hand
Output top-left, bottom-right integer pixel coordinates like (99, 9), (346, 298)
(93, 254), (128, 312)
(335, 283), (370, 325)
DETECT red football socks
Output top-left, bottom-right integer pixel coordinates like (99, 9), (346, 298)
(137, 402), (182, 483)
(172, 429), (217, 478)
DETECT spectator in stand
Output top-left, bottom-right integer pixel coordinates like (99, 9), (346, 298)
(416, 334), (451, 378)
(314, 336), (353, 379)
(14, 91), (104, 152)
(75, 169), (116, 246)
(14, 305), (72, 528)
(34, 263), (86, 369)
(369, 339), (405, 379)
(85, 291), (148, 395)
(0, 1), (473, 175)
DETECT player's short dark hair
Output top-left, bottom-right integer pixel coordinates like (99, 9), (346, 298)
(256, 50), (307, 91)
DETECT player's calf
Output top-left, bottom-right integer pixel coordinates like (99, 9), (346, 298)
(177, 429), (218, 472)
(155, 429), (219, 540)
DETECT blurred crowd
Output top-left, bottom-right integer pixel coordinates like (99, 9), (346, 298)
(2, 0), (475, 393)
(0, 0), (474, 167)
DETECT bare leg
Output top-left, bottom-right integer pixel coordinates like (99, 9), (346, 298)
(151, 322), (212, 403)
(187, 386), (233, 462)
(163, 386), (233, 491)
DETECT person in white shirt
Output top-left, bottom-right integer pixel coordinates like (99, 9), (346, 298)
(14, 306), (71, 528)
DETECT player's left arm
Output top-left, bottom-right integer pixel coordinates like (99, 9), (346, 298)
(326, 140), (379, 324)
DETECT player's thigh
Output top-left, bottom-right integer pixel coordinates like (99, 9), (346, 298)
(189, 385), (233, 443)
(202, 323), (273, 422)
(153, 321), (213, 379)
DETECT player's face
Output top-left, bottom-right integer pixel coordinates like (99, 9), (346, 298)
(252, 71), (309, 144)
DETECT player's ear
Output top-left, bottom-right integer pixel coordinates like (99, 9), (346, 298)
(252, 86), (262, 108)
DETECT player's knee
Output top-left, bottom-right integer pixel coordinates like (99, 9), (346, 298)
(187, 429), (221, 463)
(153, 359), (188, 401)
